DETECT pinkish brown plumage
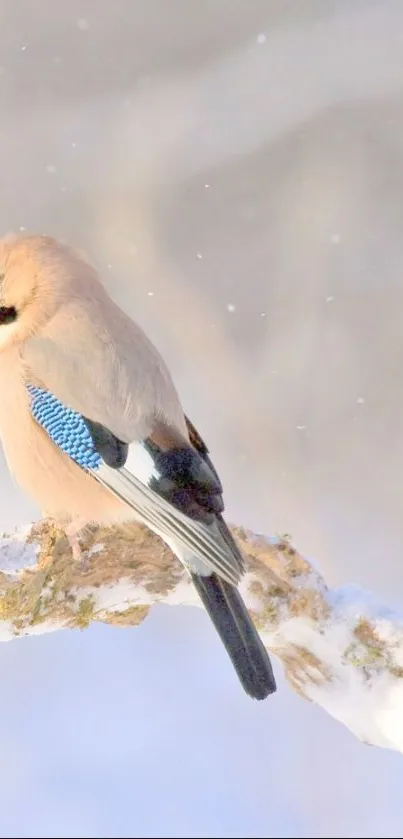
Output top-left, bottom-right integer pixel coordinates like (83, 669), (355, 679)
(0, 234), (182, 529)
(0, 232), (276, 700)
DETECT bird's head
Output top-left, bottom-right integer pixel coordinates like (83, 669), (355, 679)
(0, 233), (98, 351)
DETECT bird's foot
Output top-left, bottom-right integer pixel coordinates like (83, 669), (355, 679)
(65, 522), (90, 572)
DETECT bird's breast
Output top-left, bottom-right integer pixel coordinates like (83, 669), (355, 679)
(0, 353), (130, 526)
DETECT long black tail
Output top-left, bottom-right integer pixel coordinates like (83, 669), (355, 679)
(190, 572), (277, 700)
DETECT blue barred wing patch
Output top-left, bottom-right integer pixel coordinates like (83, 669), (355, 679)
(27, 385), (102, 471)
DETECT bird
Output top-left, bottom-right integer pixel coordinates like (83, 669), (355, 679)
(0, 232), (276, 700)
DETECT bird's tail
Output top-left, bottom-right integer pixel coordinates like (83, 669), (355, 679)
(190, 572), (277, 700)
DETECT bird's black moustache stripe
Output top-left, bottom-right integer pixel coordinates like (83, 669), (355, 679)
(0, 306), (17, 325)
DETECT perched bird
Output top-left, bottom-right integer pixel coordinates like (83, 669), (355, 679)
(0, 233), (276, 700)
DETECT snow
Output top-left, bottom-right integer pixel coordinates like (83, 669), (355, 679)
(87, 542), (104, 558)
(263, 581), (403, 753)
(3, 525), (403, 752)
(0, 621), (15, 641)
(0, 528), (39, 576)
(19, 620), (64, 638)
(238, 572), (265, 610)
(76, 573), (198, 615)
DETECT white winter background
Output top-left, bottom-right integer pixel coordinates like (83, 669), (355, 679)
(1, 1), (403, 836)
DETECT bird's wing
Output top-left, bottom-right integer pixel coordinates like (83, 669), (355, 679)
(183, 415), (246, 569)
(23, 299), (187, 444)
(88, 413), (245, 584)
(27, 386), (244, 585)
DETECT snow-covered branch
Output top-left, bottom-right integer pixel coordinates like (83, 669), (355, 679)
(1, 519), (403, 753)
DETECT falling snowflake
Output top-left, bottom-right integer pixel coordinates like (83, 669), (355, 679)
(227, 303), (236, 313)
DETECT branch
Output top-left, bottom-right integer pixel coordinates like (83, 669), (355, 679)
(1, 519), (402, 753)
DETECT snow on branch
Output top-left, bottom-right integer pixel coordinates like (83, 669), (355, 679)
(1, 519), (403, 753)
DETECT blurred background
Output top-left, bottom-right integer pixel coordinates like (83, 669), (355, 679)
(1, 1), (403, 836)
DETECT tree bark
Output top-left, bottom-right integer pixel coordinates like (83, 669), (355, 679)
(1, 519), (401, 753)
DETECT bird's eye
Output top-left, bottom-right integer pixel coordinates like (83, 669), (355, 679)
(0, 306), (17, 325)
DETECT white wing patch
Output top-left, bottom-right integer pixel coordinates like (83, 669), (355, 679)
(125, 441), (160, 485)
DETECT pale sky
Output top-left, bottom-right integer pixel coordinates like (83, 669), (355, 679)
(1, 1), (403, 836)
